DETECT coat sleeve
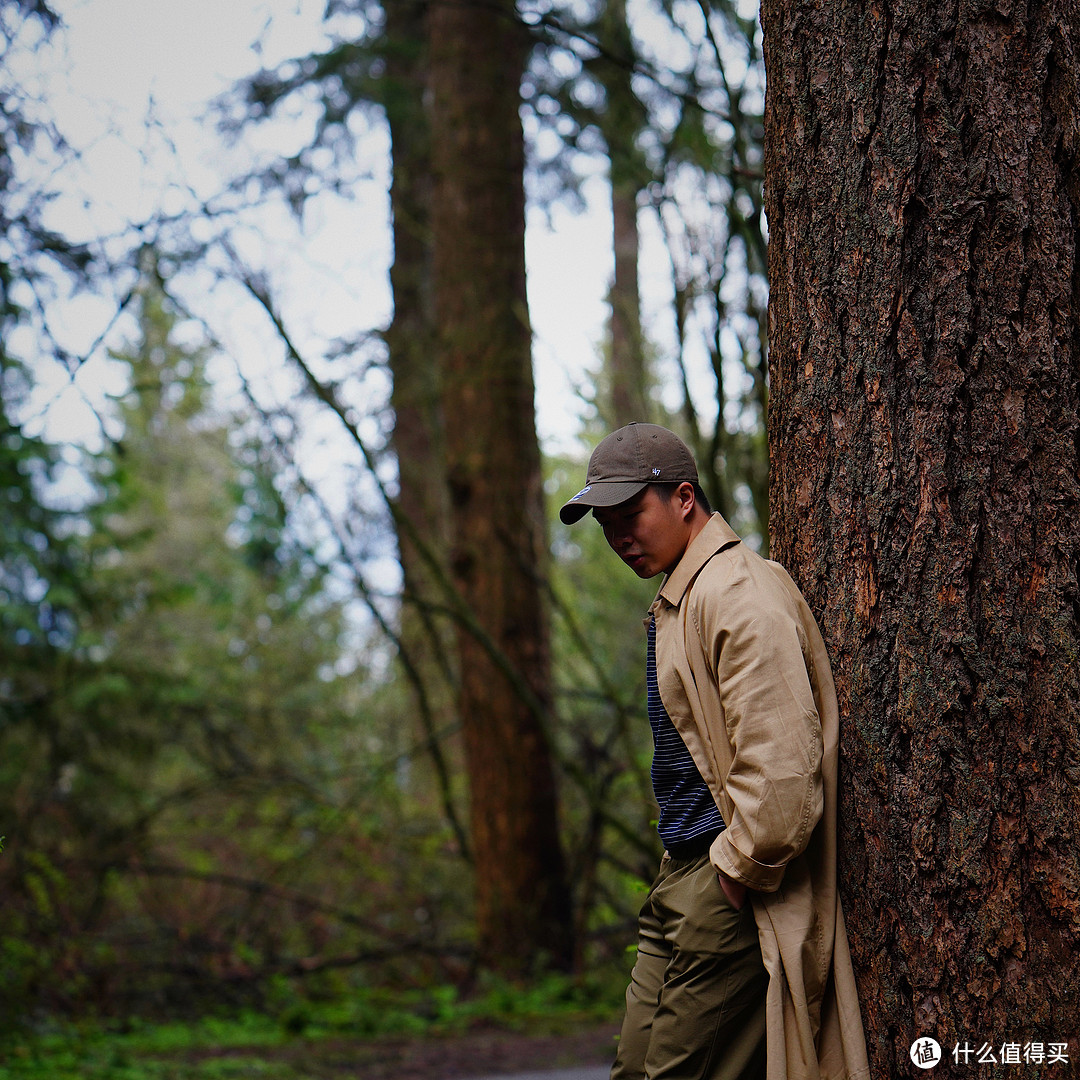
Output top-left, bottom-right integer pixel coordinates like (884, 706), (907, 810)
(694, 567), (824, 893)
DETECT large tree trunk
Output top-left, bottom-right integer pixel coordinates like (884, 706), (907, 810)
(382, 0), (469, 855)
(427, 0), (573, 974)
(762, 0), (1080, 1074)
(384, 0), (447, 614)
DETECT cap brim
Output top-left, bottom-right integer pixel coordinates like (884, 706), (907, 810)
(558, 480), (649, 524)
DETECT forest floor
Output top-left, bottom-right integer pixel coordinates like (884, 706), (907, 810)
(0, 1017), (620, 1080)
(162, 1022), (618, 1078)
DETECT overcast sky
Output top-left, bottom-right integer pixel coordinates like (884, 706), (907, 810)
(16, 0), (629, 463)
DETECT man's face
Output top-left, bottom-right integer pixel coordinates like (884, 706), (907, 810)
(593, 485), (693, 579)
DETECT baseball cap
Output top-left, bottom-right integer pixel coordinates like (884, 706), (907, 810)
(559, 422), (699, 524)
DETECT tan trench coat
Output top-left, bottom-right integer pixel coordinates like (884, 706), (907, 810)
(650, 514), (871, 1080)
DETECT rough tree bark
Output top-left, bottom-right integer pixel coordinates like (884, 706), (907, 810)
(762, 0), (1080, 1074)
(426, 0), (573, 973)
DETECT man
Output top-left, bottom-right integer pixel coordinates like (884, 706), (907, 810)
(560, 423), (869, 1080)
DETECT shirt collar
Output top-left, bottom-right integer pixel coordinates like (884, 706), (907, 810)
(655, 513), (742, 609)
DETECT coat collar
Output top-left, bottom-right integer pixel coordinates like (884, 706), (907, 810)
(655, 512), (742, 609)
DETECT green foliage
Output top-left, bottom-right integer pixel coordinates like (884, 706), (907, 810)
(0, 266), (474, 1024)
(0, 974), (624, 1080)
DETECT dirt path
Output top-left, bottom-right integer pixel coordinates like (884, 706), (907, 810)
(162, 1023), (619, 1079)
(335, 1025), (617, 1079)
(456, 1068), (609, 1080)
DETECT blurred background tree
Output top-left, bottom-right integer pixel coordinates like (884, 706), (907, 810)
(527, 0), (768, 538)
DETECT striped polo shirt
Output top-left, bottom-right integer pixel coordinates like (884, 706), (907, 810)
(647, 614), (725, 849)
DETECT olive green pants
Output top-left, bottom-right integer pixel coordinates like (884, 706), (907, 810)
(610, 851), (768, 1080)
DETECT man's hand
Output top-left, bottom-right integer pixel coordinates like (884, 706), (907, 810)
(718, 873), (747, 910)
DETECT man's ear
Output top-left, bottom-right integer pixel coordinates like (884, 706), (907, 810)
(677, 481), (696, 520)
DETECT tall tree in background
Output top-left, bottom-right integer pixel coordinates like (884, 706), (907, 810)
(222, 0), (466, 842)
(378, 0), (462, 830)
(530, 1), (770, 539)
(652, 0), (769, 542)
(570, 0), (653, 426)
(428, 0), (572, 974)
(221, 2), (575, 972)
(604, 0), (650, 426)
(763, 0), (1080, 1071)
(381, 0), (447, 600)
(376, 0), (452, 659)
